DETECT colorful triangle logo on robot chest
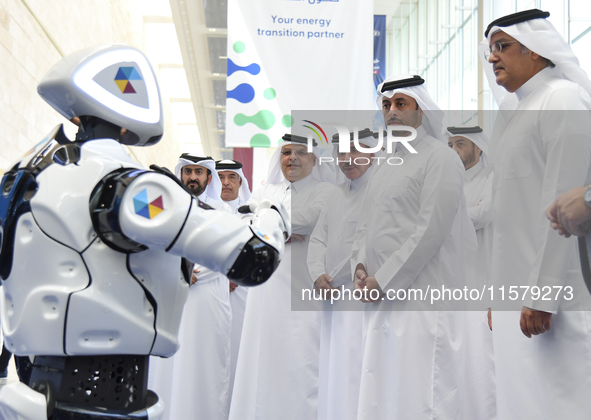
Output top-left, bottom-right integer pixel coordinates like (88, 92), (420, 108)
(133, 189), (164, 219)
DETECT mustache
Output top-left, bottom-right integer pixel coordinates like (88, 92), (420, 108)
(493, 64), (504, 71)
(388, 117), (404, 125)
(187, 181), (202, 188)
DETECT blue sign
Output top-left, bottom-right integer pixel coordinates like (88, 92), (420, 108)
(374, 15), (386, 90)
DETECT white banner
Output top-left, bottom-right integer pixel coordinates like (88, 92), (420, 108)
(226, 0), (374, 148)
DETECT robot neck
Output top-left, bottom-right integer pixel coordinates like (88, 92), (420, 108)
(75, 116), (121, 142)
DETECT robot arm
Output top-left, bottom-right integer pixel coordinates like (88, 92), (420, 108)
(90, 168), (288, 286)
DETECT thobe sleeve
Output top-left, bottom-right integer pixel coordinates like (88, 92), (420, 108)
(351, 180), (374, 277)
(192, 199), (233, 283)
(374, 149), (464, 291)
(307, 201), (331, 282)
(241, 185), (270, 225)
(526, 89), (591, 312)
(468, 172), (494, 231)
(248, 185), (266, 205)
(291, 183), (334, 235)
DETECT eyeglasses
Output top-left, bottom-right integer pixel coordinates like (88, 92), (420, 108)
(484, 40), (520, 60)
(281, 149), (310, 157)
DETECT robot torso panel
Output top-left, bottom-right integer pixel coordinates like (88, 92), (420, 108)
(0, 132), (189, 359)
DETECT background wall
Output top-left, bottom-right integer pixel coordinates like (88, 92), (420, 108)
(0, 0), (181, 173)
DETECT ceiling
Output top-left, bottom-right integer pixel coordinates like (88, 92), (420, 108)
(169, 0), (401, 158)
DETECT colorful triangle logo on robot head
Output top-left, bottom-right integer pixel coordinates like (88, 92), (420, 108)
(133, 189), (164, 219)
(114, 66), (143, 94)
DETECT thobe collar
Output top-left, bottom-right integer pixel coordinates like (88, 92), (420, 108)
(290, 173), (314, 194)
(224, 196), (241, 213)
(515, 66), (555, 101)
(395, 124), (428, 156)
(350, 164), (374, 191)
(198, 192), (209, 202)
(280, 178), (291, 192)
(465, 159), (484, 182)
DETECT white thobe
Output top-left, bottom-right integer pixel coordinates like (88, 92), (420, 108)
(490, 67), (591, 419)
(228, 174), (334, 420)
(464, 161), (493, 291)
(149, 193), (233, 420)
(462, 161), (496, 420)
(224, 194), (250, 396)
(307, 168), (373, 420)
(353, 125), (472, 419)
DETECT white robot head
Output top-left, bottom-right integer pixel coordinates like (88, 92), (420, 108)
(37, 44), (164, 146)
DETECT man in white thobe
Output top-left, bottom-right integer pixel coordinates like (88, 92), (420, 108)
(149, 154), (233, 420)
(228, 134), (334, 420)
(307, 128), (377, 420)
(447, 126), (496, 420)
(215, 159), (252, 397)
(352, 75), (475, 419)
(481, 9), (591, 419)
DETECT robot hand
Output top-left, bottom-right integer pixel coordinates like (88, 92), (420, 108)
(240, 198), (291, 242)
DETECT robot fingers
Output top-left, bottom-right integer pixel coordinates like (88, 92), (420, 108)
(253, 199), (291, 240)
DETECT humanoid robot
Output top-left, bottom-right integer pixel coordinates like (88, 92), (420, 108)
(0, 45), (289, 420)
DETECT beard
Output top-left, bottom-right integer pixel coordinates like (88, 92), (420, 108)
(462, 149), (476, 169)
(186, 180), (206, 196)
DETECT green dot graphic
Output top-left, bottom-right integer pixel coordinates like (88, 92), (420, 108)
(263, 88), (276, 100)
(250, 134), (271, 147)
(281, 114), (293, 127)
(234, 110), (275, 129)
(233, 41), (246, 53)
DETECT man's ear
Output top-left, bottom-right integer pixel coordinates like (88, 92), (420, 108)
(207, 174), (213, 185)
(312, 154), (317, 166)
(416, 104), (424, 119)
(239, 178), (242, 186)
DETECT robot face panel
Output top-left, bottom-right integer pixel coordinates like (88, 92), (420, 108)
(93, 63), (150, 110)
(38, 45), (164, 146)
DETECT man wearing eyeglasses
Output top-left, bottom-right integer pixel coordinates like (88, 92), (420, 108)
(228, 134), (334, 420)
(481, 9), (591, 419)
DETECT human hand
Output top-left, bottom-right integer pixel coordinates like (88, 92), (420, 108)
(546, 186), (591, 237)
(191, 268), (201, 285)
(229, 281), (239, 292)
(287, 233), (306, 243)
(354, 269), (382, 303)
(520, 306), (552, 338)
(314, 274), (335, 299)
